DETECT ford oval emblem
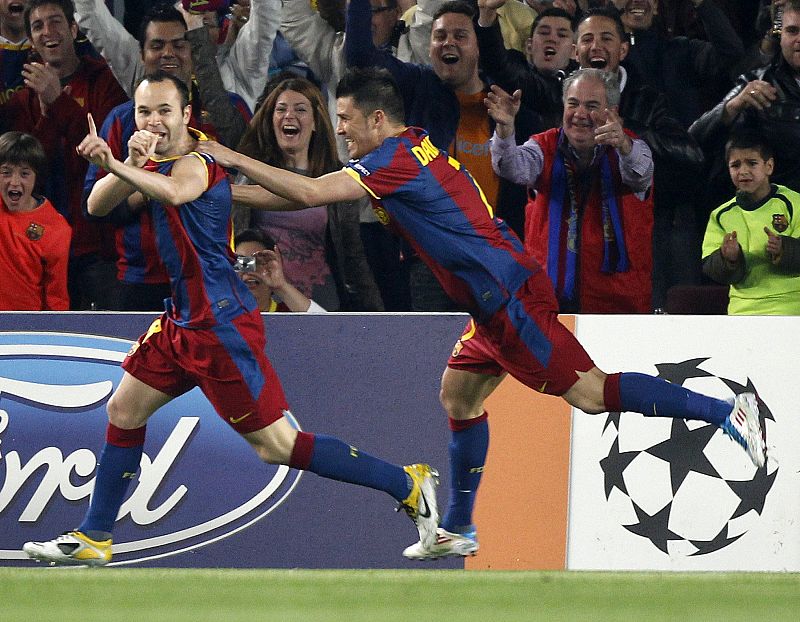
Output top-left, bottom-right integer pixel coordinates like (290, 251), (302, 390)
(0, 332), (303, 565)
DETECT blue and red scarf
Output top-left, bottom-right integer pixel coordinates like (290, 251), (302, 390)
(546, 130), (629, 303)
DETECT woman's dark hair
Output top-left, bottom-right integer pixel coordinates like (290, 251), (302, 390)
(237, 77), (341, 176)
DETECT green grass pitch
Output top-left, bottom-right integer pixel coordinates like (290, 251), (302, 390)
(2, 568), (799, 621)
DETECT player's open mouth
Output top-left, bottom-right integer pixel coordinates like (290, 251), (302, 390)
(441, 53), (459, 65)
(242, 276), (261, 288)
(7, 190), (23, 201)
(160, 63), (179, 71)
(9, 3), (24, 15)
(627, 7), (646, 17)
(589, 57), (608, 69)
(281, 125), (300, 136)
(544, 47), (556, 59)
(44, 41), (61, 49)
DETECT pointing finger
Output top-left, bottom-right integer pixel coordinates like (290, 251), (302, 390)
(591, 109), (611, 127)
(87, 113), (97, 137)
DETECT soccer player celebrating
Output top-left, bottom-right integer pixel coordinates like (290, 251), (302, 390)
(22, 71), (439, 566)
(197, 67), (767, 561)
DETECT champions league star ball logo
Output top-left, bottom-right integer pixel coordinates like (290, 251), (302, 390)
(600, 358), (777, 557)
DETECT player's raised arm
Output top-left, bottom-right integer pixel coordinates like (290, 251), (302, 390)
(80, 113), (140, 217)
(105, 151), (209, 207)
(231, 180), (305, 212)
(198, 140), (367, 207)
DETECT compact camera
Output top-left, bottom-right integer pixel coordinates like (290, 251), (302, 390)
(233, 255), (257, 273)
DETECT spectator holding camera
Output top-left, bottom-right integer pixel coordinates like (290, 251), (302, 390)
(234, 228), (326, 312)
(690, 0), (800, 211)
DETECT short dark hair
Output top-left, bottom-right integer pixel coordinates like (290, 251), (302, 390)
(336, 67), (405, 125)
(432, 0), (475, 23)
(531, 7), (574, 38)
(136, 71), (191, 109)
(234, 228), (276, 251)
(725, 129), (775, 163)
(24, 0), (76, 38)
(138, 4), (187, 52)
(0, 131), (47, 191)
(577, 5), (628, 43)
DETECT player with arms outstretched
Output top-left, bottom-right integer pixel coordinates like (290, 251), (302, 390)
(198, 67), (767, 561)
(23, 71), (439, 566)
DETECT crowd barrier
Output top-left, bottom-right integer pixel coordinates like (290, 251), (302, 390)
(0, 313), (794, 570)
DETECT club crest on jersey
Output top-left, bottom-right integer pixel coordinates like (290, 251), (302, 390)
(26, 222), (44, 241)
(772, 214), (788, 233)
(373, 205), (390, 226)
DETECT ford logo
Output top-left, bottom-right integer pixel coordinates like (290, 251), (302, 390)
(0, 332), (302, 565)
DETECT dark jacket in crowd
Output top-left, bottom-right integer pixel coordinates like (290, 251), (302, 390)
(689, 54), (800, 209)
(624, 0), (745, 129)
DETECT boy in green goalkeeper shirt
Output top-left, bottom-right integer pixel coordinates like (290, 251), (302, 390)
(702, 130), (800, 314)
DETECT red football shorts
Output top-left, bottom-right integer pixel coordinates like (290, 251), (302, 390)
(122, 310), (288, 433)
(447, 270), (595, 396)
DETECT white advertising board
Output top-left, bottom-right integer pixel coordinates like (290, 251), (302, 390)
(567, 315), (798, 571)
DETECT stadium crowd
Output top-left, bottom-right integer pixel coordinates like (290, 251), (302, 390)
(2, 0), (799, 316)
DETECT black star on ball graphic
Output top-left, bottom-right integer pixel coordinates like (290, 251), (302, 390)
(623, 501), (682, 554)
(645, 419), (720, 495)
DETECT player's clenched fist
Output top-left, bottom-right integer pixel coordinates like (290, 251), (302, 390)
(127, 130), (159, 168)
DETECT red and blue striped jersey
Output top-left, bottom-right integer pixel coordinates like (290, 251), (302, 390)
(84, 86), (251, 284)
(345, 127), (539, 321)
(146, 150), (256, 328)
(85, 100), (168, 284)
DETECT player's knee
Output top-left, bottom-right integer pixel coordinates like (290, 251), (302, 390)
(253, 444), (285, 465)
(106, 393), (137, 428)
(563, 370), (607, 414)
(246, 423), (296, 465)
(579, 398), (606, 414)
(440, 385), (468, 419)
(563, 393), (605, 414)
